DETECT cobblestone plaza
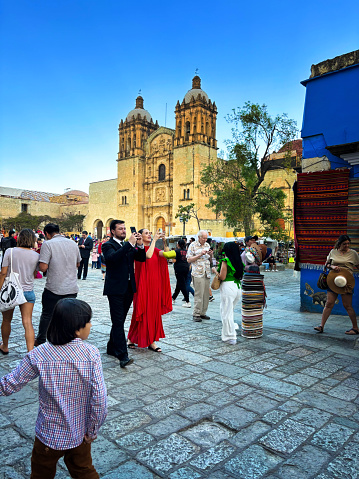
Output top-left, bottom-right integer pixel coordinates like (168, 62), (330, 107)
(1, 269), (359, 478)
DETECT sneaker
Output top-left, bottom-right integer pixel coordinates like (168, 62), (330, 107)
(193, 316), (202, 322)
(182, 302), (191, 308)
(225, 339), (237, 345)
(209, 295), (215, 302)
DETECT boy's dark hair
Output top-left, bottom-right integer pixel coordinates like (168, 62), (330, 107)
(44, 223), (60, 235)
(178, 239), (186, 249)
(109, 220), (124, 236)
(9, 230), (15, 237)
(82, 231), (88, 235)
(47, 298), (92, 345)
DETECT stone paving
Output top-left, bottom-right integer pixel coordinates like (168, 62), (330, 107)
(1, 267), (359, 478)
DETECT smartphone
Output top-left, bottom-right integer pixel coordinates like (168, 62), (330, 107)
(159, 228), (163, 233)
(130, 226), (136, 234)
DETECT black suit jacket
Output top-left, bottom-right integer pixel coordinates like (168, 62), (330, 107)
(78, 237), (93, 259)
(102, 238), (146, 295)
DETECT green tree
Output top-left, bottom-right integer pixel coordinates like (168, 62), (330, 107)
(200, 102), (297, 235)
(58, 213), (85, 232)
(175, 203), (201, 235)
(3, 213), (54, 231)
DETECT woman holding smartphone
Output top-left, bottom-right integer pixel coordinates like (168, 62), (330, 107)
(127, 229), (172, 352)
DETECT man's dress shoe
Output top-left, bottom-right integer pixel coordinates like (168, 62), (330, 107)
(120, 357), (134, 368)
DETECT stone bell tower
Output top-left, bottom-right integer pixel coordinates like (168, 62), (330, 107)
(174, 75), (217, 148)
(172, 76), (218, 236)
(118, 95), (158, 160)
(117, 95), (159, 229)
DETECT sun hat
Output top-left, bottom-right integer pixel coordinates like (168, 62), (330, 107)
(245, 252), (255, 263)
(327, 269), (355, 294)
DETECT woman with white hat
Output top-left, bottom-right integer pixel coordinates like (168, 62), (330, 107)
(314, 235), (359, 335)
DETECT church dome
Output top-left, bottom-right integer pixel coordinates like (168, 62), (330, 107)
(183, 76), (209, 103)
(126, 95), (152, 122)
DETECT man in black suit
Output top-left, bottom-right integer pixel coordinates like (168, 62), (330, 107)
(102, 219), (145, 368)
(78, 231), (93, 280)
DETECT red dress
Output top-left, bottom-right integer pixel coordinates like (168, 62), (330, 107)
(128, 247), (172, 347)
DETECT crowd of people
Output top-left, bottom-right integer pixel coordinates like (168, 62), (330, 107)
(0, 222), (358, 477)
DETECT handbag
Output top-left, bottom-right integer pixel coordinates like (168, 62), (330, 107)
(211, 274), (222, 291)
(317, 261), (331, 290)
(0, 249), (27, 311)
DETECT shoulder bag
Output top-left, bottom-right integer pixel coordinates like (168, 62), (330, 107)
(211, 274), (222, 290)
(0, 249), (27, 311)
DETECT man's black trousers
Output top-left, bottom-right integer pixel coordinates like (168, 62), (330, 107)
(106, 281), (134, 360)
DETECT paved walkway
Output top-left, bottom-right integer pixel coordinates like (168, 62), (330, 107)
(1, 268), (359, 478)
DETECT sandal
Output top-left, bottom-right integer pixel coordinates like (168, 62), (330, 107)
(148, 345), (162, 352)
(345, 328), (359, 335)
(127, 343), (136, 349)
(314, 326), (324, 333)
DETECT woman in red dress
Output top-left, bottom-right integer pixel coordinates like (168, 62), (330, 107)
(127, 229), (172, 352)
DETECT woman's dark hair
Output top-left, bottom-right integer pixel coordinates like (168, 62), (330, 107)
(17, 229), (36, 249)
(334, 235), (351, 250)
(223, 242), (244, 280)
(138, 228), (145, 235)
(47, 298), (92, 345)
(178, 239), (186, 249)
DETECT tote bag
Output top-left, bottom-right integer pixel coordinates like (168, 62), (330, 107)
(0, 249), (27, 311)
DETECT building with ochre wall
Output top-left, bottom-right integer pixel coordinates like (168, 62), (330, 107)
(86, 76), (223, 237)
(86, 76), (300, 238)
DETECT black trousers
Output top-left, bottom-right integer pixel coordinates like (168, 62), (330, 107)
(78, 258), (89, 279)
(172, 268), (190, 302)
(107, 281), (134, 360)
(36, 289), (77, 344)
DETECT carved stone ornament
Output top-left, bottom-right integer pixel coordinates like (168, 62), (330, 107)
(156, 187), (166, 202)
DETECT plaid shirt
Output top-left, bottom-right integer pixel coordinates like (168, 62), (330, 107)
(0, 339), (107, 450)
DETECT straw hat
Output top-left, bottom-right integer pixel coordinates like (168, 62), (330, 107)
(327, 269), (355, 294)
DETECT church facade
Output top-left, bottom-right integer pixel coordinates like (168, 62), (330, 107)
(85, 76), (227, 238)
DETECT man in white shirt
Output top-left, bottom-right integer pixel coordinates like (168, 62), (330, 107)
(187, 230), (213, 322)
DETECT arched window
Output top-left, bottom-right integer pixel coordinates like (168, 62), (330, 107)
(127, 137), (131, 151)
(183, 189), (186, 200)
(120, 138), (124, 152)
(158, 164), (166, 181)
(177, 120), (182, 137)
(133, 134), (136, 148)
(186, 189), (190, 199)
(185, 121), (190, 141)
(193, 117), (197, 134)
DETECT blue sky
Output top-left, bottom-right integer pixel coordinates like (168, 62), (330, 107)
(1, 0), (358, 194)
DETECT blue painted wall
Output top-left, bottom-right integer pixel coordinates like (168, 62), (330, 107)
(301, 64), (359, 177)
(300, 268), (359, 315)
